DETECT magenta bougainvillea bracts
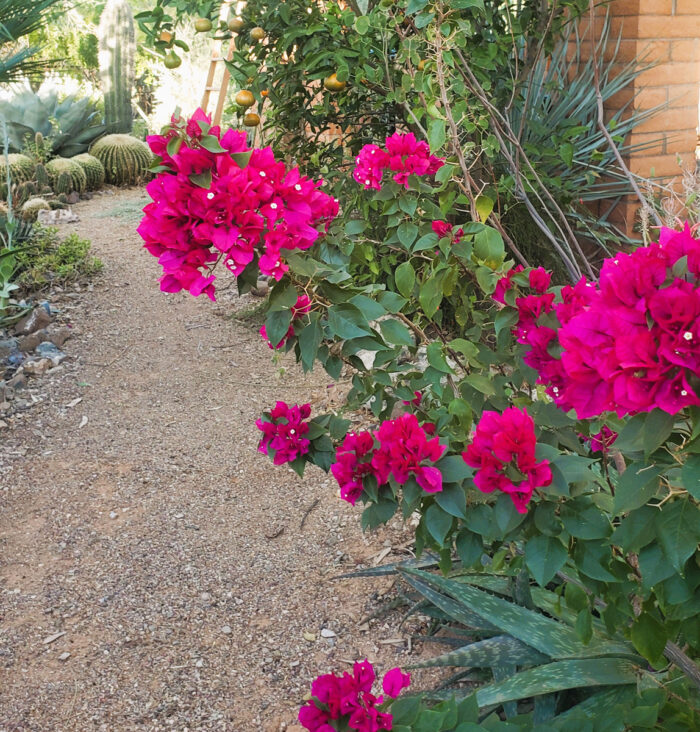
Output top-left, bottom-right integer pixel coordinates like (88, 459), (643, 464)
(298, 659), (410, 732)
(353, 132), (444, 191)
(506, 224), (700, 418)
(259, 294), (312, 349)
(330, 413), (446, 504)
(581, 426), (618, 454)
(432, 220), (464, 243)
(462, 406), (552, 514)
(256, 401), (312, 465)
(138, 108), (338, 301)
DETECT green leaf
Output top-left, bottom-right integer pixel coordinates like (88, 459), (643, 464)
(631, 613), (666, 667)
(425, 504), (453, 544)
(613, 462), (664, 513)
(198, 135), (226, 153)
(298, 317), (323, 372)
(525, 535), (567, 587)
(395, 261), (415, 298)
(643, 409), (676, 455)
(456, 529), (482, 567)
(327, 304), (372, 339)
(610, 506), (657, 552)
(410, 634), (548, 670)
(398, 222), (419, 249)
(428, 118), (446, 151)
(475, 194), (494, 222)
(465, 373), (495, 396)
(472, 226), (504, 262)
(427, 342), (453, 373)
(349, 294), (386, 321)
(390, 696), (421, 726)
(377, 290), (407, 313)
(475, 658), (638, 708)
(354, 15), (370, 34)
(682, 455), (700, 500)
(345, 219), (367, 235)
(419, 271), (444, 318)
(435, 455), (473, 483)
(655, 497), (700, 572)
(189, 169), (212, 188)
(264, 309), (292, 348)
(379, 318), (414, 346)
(362, 499), (397, 530)
(231, 151), (252, 168)
(575, 608), (593, 645)
(559, 142), (574, 167)
(268, 283), (298, 312)
(435, 483), (467, 519)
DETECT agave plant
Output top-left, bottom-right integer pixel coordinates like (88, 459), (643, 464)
(0, 0), (62, 83)
(0, 88), (106, 158)
(341, 559), (700, 729)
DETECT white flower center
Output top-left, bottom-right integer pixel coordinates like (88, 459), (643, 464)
(275, 260), (280, 267)
(552, 386), (559, 394)
(683, 331), (693, 341)
(370, 150), (375, 154)
(681, 390), (688, 396)
(259, 171), (266, 177)
(365, 179), (370, 185)
(289, 429), (295, 435)
(206, 192), (214, 200)
(295, 184), (302, 191)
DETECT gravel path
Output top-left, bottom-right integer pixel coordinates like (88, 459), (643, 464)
(0, 189), (417, 731)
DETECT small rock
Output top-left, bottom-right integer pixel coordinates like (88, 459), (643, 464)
(109, 511), (117, 519)
(6, 351), (24, 367)
(58, 652), (71, 661)
(48, 326), (71, 348)
(302, 631), (316, 643)
(66, 191), (80, 205)
(35, 341), (66, 366)
(22, 358), (51, 376)
(37, 208), (79, 225)
(14, 307), (51, 335)
(42, 631), (66, 645)
(320, 628), (336, 638)
(221, 625), (232, 635)
(17, 330), (48, 351)
(0, 337), (19, 358)
(7, 372), (27, 391)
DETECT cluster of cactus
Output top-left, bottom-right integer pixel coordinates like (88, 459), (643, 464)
(0, 153), (35, 197)
(98, 0), (135, 134)
(46, 157), (88, 194)
(90, 134), (152, 185)
(72, 153), (106, 191)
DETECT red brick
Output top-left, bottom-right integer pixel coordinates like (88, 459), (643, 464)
(627, 130), (667, 154)
(634, 86), (669, 109)
(669, 38), (700, 62)
(635, 106), (698, 133)
(610, 0), (641, 15)
(665, 129), (699, 154)
(636, 62), (700, 87)
(631, 153), (692, 178)
(637, 15), (700, 39)
(674, 0), (700, 14)
(668, 83), (700, 109)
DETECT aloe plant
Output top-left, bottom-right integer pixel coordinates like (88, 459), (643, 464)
(0, 89), (106, 158)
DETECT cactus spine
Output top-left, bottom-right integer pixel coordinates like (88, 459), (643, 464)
(21, 197), (50, 221)
(72, 153), (106, 191)
(98, 0), (135, 134)
(35, 163), (49, 189)
(0, 153), (35, 197)
(90, 134), (152, 185)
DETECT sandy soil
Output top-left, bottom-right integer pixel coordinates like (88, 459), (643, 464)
(0, 189), (427, 731)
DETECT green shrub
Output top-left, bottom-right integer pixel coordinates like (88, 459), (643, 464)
(15, 225), (102, 288)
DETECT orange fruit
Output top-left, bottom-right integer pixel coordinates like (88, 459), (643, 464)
(418, 59), (427, 71)
(250, 26), (265, 41)
(243, 112), (260, 127)
(228, 18), (245, 33)
(235, 90), (255, 107)
(194, 18), (212, 32)
(159, 30), (173, 44)
(261, 89), (269, 97)
(323, 73), (346, 92)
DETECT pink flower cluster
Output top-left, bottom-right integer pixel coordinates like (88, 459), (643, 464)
(432, 220), (464, 243)
(298, 660), (410, 732)
(353, 133), (444, 191)
(138, 108), (338, 301)
(581, 426), (618, 454)
(462, 407), (552, 514)
(259, 294), (312, 349)
(507, 225), (700, 418)
(256, 401), (311, 465)
(330, 413), (446, 505)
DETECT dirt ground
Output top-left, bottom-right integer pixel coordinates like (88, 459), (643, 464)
(0, 189), (430, 731)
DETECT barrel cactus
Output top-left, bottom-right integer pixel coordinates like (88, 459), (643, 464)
(20, 197), (50, 222)
(0, 153), (35, 197)
(35, 162), (50, 190)
(90, 134), (152, 185)
(46, 157), (88, 194)
(98, 0), (135, 134)
(72, 153), (106, 191)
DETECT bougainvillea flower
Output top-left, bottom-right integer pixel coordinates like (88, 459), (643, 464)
(259, 294), (312, 349)
(462, 407), (552, 513)
(331, 432), (377, 505)
(382, 667), (411, 698)
(139, 108), (338, 299)
(581, 426), (618, 454)
(256, 401), (312, 465)
(492, 264), (524, 304)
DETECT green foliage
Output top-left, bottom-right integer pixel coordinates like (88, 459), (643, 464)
(15, 225), (102, 289)
(0, 0), (62, 83)
(46, 158), (88, 194)
(0, 89), (106, 158)
(72, 153), (106, 191)
(90, 133), (152, 185)
(98, 0), (136, 134)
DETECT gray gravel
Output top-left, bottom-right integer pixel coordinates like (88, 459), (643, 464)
(0, 189), (422, 731)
